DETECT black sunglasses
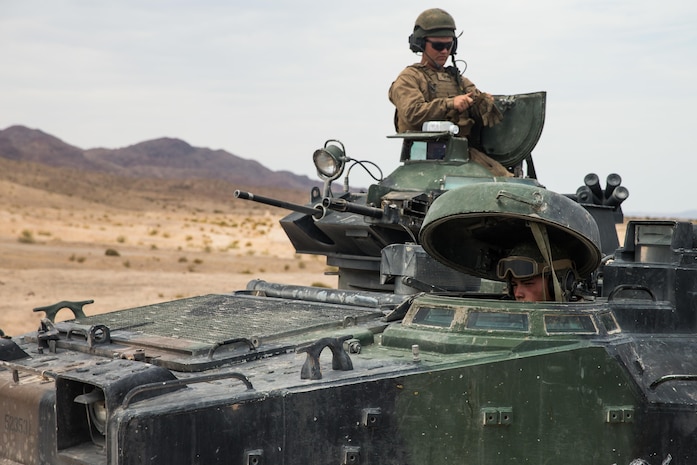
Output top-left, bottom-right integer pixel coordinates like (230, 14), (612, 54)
(426, 39), (454, 52)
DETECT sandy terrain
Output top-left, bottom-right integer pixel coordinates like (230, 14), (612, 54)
(0, 179), (332, 336)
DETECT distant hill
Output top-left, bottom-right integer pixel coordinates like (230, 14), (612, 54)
(0, 125), (316, 191)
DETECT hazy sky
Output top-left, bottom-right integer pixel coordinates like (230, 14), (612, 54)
(1, 0), (696, 216)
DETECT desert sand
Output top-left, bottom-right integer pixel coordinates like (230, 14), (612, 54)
(0, 179), (332, 336)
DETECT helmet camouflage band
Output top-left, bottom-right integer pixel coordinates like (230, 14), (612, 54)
(413, 8), (456, 39)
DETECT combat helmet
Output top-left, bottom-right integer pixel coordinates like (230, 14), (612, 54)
(409, 8), (458, 53)
(497, 241), (579, 302)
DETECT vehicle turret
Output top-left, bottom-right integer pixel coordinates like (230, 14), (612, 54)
(239, 92), (628, 292)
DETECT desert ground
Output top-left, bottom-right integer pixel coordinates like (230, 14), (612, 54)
(0, 177), (333, 336)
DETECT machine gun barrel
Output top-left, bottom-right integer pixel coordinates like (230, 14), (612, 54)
(322, 197), (384, 219)
(234, 190), (323, 218)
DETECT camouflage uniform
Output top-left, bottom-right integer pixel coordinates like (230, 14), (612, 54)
(388, 63), (480, 136)
(389, 63), (511, 177)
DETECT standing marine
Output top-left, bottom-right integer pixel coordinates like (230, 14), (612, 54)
(389, 8), (509, 176)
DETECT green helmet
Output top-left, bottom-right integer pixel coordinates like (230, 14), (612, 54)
(413, 8), (456, 39)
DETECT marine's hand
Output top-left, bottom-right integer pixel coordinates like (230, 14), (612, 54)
(453, 93), (474, 112)
(472, 93), (503, 127)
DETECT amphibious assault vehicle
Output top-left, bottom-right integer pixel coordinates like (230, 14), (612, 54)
(2, 92), (696, 465)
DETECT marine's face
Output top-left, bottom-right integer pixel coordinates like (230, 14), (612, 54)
(511, 274), (550, 302)
(423, 37), (453, 68)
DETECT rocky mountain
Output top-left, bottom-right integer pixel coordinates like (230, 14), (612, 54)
(0, 125), (315, 191)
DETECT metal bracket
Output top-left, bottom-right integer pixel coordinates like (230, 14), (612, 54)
(481, 407), (513, 426)
(362, 408), (381, 427)
(37, 319), (60, 353)
(605, 406), (634, 423)
(244, 449), (263, 465)
(495, 189), (543, 210)
(66, 324), (111, 348)
(341, 446), (361, 465)
(33, 299), (94, 322)
(297, 335), (354, 380)
(208, 337), (258, 359)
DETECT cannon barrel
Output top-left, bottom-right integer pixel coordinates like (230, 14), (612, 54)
(234, 190), (323, 218)
(322, 198), (384, 219)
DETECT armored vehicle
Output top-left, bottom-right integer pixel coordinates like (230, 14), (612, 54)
(2, 92), (696, 465)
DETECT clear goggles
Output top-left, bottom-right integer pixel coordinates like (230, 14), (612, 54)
(496, 256), (573, 279)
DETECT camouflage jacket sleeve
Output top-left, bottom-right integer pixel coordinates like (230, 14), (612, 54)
(388, 65), (479, 132)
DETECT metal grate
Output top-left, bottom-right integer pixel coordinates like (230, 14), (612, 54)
(75, 293), (383, 344)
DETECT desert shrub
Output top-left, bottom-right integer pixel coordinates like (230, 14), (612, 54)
(105, 248), (120, 257)
(18, 230), (35, 244)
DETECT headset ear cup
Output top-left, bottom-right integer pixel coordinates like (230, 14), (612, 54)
(548, 269), (577, 301)
(562, 269), (577, 294)
(451, 37), (458, 55)
(409, 34), (425, 53)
